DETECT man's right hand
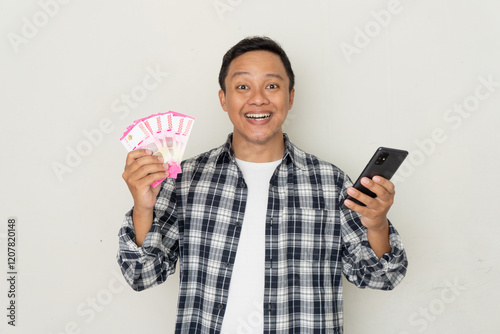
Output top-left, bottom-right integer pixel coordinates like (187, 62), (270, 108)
(122, 149), (169, 246)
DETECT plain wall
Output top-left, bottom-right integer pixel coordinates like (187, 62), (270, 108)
(1, 1), (499, 333)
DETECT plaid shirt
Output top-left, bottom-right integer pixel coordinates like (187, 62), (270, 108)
(117, 134), (408, 334)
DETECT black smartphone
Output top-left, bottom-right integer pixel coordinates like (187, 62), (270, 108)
(343, 147), (408, 208)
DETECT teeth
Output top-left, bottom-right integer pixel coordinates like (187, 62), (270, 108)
(246, 113), (271, 120)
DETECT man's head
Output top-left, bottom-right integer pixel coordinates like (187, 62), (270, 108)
(218, 36), (295, 94)
(217, 37), (295, 160)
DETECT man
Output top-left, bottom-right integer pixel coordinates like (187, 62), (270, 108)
(118, 36), (407, 333)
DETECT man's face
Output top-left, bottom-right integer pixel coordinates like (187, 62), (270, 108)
(219, 50), (295, 149)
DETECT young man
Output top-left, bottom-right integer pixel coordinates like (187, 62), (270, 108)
(118, 36), (407, 333)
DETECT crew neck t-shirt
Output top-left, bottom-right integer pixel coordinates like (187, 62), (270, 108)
(220, 158), (281, 334)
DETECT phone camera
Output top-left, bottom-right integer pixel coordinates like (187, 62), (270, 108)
(375, 152), (389, 165)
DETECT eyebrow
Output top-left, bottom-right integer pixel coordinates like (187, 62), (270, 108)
(231, 71), (285, 81)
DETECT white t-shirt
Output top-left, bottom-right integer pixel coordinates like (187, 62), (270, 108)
(220, 158), (281, 334)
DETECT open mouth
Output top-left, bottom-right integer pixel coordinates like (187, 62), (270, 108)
(245, 113), (271, 120)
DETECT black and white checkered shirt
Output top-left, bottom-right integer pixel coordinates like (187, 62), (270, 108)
(117, 134), (408, 334)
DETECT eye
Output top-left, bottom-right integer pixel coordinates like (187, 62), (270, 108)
(267, 84), (279, 89)
(236, 84), (249, 90)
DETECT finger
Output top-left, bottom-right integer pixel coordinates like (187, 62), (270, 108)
(346, 186), (378, 210)
(345, 189), (387, 221)
(124, 161), (169, 184)
(359, 177), (394, 202)
(126, 154), (165, 175)
(138, 169), (169, 188)
(343, 197), (373, 217)
(350, 180), (394, 215)
(125, 149), (154, 167)
(372, 176), (395, 194)
(125, 168), (169, 196)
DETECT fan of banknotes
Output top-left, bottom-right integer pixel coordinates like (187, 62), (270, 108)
(120, 111), (195, 187)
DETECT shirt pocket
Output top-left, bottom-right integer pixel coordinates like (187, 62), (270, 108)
(282, 207), (338, 262)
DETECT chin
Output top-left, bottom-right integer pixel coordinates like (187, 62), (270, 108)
(247, 131), (282, 145)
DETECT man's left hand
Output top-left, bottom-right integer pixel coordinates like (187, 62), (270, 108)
(344, 176), (395, 231)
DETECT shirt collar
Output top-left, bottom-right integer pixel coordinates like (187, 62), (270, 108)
(217, 133), (308, 171)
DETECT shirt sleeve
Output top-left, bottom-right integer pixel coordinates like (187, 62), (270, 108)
(339, 177), (408, 291)
(116, 177), (179, 291)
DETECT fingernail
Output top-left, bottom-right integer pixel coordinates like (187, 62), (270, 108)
(373, 176), (381, 182)
(347, 188), (355, 195)
(163, 163), (169, 169)
(157, 156), (164, 162)
(361, 178), (370, 185)
(146, 149), (152, 154)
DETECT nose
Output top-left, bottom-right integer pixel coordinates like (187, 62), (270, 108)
(247, 87), (269, 106)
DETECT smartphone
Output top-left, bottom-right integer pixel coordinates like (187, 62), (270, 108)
(343, 147), (408, 208)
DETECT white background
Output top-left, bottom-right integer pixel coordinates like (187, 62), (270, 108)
(1, 0), (499, 333)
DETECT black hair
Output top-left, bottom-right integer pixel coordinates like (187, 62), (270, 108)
(218, 36), (295, 93)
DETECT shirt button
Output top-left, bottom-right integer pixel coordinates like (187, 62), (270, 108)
(219, 303), (225, 310)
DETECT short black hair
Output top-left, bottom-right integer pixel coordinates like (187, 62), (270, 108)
(218, 36), (295, 93)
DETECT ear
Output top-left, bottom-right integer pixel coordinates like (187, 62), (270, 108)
(288, 88), (295, 110)
(218, 89), (227, 112)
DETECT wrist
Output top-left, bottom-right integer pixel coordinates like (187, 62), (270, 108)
(133, 201), (154, 214)
(366, 218), (389, 233)
(366, 219), (391, 258)
(132, 206), (154, 221)
(132, 206), (154, 247)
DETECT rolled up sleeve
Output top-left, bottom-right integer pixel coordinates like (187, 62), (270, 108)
(116, 179), (180, 291)
(340, 181), (408, 290)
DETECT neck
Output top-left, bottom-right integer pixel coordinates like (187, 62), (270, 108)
(232, 132), (285, 163)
